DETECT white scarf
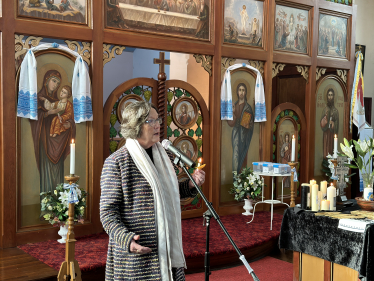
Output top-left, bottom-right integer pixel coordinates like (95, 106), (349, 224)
(221, 63), (266, 122)
(125, 139), (186, 280)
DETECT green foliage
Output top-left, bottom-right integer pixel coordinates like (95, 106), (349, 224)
(109, 141), (118, 153)
(40, 183), (87, 226)
(196, 115), (203, 127)
(109, 126), (117, 138)
(273, 124), (277, 132)
(280, 111), (284, 117)
(292, 115), (299, 121)
(229, 167), (263, 201)
(185, 91), (191, 97)
(167, 116), (173, 126)
(191, 196), (199, 205)
(124, 90), (131, 95)
(195, 127), (202, 137)
(167, 91), (174, 103)
(143, 90), (152, 102)
(173, 129), (180, 137)
(167, 127), (173, 137)
(275, 115), (280, 123)
(167, 104), (172, 112)
(175, 89), (184, 98)
(188, 129), (194, 137)
(133, 86), (142, 96)
(110, 114), (117, 127)
(196, 139), (203, 150)
(114, 102), (118, 109)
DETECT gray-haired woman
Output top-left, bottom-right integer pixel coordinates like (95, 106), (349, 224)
(100, 101), (205, 281)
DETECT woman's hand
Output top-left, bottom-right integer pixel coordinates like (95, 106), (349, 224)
(130, 235), (152, 254)
(189, 169), (205, 188)
(39, 97), (46, 101)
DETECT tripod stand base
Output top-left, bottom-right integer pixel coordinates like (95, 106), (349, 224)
(58, 260), (82, 281)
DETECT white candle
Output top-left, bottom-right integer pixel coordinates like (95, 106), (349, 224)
(364, 185), (373, 201)
(311, 184), (319, 211)
(327, 184), (336, 211)
(310, 179), (316, 185)
(321, 181), (328, 200)
(291, 135), (296, 162)
(70, 139), (75, 175)
(333, 134), (338, 158)
(318, 191), (323, 211)
(321, 200), (330, 211)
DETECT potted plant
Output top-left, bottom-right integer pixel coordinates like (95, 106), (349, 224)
(40, 183), (87, 243)
(229, 167), (263, 215)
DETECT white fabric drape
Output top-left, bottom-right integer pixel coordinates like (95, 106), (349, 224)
(17, 43), (93, 122)
(125, 139), (186, 281)
(17, 50), (38, 120)
(221, 63), (266, 122)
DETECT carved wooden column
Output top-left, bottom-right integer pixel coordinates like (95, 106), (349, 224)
(154, 52), (170, 140)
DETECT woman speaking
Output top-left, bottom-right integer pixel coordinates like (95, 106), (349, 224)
(100, 101), (205, 281)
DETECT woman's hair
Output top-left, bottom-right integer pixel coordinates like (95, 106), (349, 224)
(120, 101), (158, 139)
(60, 85), (72, 99)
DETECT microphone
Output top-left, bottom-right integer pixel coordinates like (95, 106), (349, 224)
(161, 139), (196, 168)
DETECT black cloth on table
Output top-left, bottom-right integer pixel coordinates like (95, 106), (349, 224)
(279, 207), (374, 280)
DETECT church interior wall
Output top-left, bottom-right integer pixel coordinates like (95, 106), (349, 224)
(355, 0), (374, 126)
(0, 0), (359, 247)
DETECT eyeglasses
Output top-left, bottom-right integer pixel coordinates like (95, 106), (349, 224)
(145, 118), (162, 127)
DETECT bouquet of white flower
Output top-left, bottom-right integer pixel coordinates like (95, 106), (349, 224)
(40, 183), (87, 226)
(229, 167), (263, 201)
(340, 137), (374, 187)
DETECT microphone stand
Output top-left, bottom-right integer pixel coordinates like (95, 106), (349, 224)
(173, 157), (260, 281)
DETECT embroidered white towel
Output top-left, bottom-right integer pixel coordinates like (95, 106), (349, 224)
(220, 63), (266, 122)
(17, 50), (38, 120)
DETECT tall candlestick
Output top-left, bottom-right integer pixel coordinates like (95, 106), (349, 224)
(310, 179), (316, 185)
(291, 135), (296, 162)
(333, 134), (338, 158)
(311, 184), (319, 211)
(327, 183), (336, 211)
(318, 191), (322, 211)
(70, 139), (75, 175)
(320, 181), (328, 200)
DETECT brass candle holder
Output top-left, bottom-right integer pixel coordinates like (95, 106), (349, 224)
(288, 162), (298, 207)
(58, 174), (82, 281)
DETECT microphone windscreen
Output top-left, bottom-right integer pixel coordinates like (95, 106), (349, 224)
(161, 139), (171, 149)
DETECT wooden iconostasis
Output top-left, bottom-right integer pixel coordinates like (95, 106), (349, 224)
(1, 0), (357, 247)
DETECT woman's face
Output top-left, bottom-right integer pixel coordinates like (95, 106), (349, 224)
(137, 108), (161, 149)
(47, 77), (60, 93)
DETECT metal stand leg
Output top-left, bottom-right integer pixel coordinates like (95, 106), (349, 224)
(203, 210), (212, 281)
(271, 176), (274, 231)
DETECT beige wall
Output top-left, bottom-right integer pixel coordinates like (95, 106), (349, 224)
(355, 0), (374, 126)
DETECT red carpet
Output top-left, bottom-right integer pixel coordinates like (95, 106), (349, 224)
(18, 212), (283, 272)
(186, 256), (293, 281)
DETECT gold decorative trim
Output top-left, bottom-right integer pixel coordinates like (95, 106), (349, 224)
(272, 63), (286, 78)
(103, 44), (126, 66)
(248, 60), (264, 76)
(337, 69), (347, 84)
(221, 57), (236, 73)
(296, 66), (309, 83)
(316, 68), (326, 81)
(65, 40), (91, 66)
(193, 55), (212, 76)
(15, 35), (43, 60)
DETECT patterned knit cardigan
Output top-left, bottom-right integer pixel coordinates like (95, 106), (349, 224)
(100, 146), (196, 281)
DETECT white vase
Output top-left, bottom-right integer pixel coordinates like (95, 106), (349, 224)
(242, 199), (253, 216)
(57, 224), (68, 244)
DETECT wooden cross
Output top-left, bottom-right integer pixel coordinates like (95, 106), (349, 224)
(153, 52), (170, 74)
(336, 156), (350, 196)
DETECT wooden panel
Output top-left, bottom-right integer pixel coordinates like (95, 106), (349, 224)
(319, 1), (354, 15)
(324, 260), (332, 281)
(293, 251), (300, 281)
(104, 31), (215, 56)
(274, 52), (312, 66)
(301, 253), (324, 281)
(221, 45), (267, 61)
(332, 263), (358, 281)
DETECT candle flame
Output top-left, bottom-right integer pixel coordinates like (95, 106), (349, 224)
(334, 134), (337, 138)
(71, 139), (75, 144)
(292, 135), (295, 139)
(198, 158), (202, 163)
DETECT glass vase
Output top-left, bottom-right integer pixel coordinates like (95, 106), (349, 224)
(362, 172), (374, 189)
